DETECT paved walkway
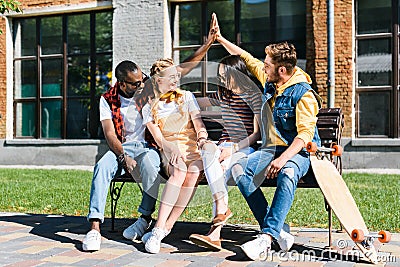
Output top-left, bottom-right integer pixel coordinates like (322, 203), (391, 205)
(0, 212), (399, 267)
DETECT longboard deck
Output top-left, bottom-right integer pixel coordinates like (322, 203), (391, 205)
(310, 155), (378, 264)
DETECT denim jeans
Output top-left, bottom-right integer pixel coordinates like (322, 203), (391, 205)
(234, 146), (310, 240)
(87, 141), (161, 223)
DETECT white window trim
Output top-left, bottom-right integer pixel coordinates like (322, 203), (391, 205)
(1, 1), (112, 18)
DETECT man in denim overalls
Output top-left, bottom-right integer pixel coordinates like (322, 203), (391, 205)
(214, 14), (321, 260)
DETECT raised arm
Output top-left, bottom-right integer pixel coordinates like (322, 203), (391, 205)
(213, 13), (267, 85)
(177, 14), (219, 76)
(212, 13), (244, 56)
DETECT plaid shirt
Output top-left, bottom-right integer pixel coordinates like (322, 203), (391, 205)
(102, 82), (156, 147)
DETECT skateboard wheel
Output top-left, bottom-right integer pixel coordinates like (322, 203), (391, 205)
(378, 230), (391, 243)
(351, 229), (364, 242)
(306, 142), (317, 152)
(332, 144), (343, 156)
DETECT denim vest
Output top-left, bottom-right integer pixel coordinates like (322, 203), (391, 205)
(262, 82), (321, 147)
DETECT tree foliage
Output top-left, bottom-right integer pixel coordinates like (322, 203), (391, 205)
(0, 0), (22, 14)
(1, 0), (22, 34)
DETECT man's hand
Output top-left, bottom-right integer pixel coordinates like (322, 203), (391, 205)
(265, 156), (289, 179)
(211, 13), (222, 41)
(125, 155), (137, 173)
(208, 13), (220, 43)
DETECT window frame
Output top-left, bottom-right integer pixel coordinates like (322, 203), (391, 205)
(170, 0), (307, 96)
(355, 0), (399, 138)
(12, 10), (113, 139)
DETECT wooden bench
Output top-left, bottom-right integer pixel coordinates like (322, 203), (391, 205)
(109, 107), (344, 247)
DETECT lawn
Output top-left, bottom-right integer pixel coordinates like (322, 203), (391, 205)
(0, 168), (399, 232)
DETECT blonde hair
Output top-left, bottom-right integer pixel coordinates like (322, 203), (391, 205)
(149, 58), (184, 124)
(265, 42), (297, 74)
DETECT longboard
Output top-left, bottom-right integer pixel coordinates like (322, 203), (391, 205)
(309, 155), (379, 263)
(305, 142), (388, 264)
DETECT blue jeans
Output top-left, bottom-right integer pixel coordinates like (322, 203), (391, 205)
(87, 141), (161, 223)
(234, 147), (310, 240)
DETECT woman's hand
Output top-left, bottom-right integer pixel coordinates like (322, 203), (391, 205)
(208, 13), (219, 43)
(169, 146), (186, 166)
(211, 13), (222, 41)
(219, 146), (233, 162)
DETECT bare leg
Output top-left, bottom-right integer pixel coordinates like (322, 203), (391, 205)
(154, 160), (187, 231)
(165, 160), (202, 231)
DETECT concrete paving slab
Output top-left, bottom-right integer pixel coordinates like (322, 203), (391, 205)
(0, 213), (398, 267)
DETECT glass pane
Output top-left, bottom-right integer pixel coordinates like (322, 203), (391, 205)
(208, 0), (235, 41)
(68, 14), (90, 55)
(14, 18), (36, 57)
(357, 38), (392, 86)
(41, 16), (62, 55)
(42, 58), (63, 97)
(15, 102), (36, 137)
(241, 43), (267, 61)
(358, 92), (389, 136)
(96, 12), (113, 52)
(357, 0), (391, 34)
(68, 55), (90, 97)
(96, 54), (113, 96)
(14, 60), (37, 98)
(41, 100), (62, 138)
(66, 98), (90, 139)
(241, 0), (269, 43)
(276, 0), (306, 59)
(178, 3), (202, 45)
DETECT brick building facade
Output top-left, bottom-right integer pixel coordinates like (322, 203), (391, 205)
(0, 0), (399, 169)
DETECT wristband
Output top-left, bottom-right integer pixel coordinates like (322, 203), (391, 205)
(117, 152), (127, 165)
(197, 137), (207, 143)
(197, 129), (208, 139)
(233, 143), (239, 152)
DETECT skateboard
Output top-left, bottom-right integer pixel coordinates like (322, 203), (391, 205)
(306, 142), (391, 264)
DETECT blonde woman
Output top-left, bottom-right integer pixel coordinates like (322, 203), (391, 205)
(141, 58), (211, 253)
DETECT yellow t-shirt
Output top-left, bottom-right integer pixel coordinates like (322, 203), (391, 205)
(240, 51), (319, 146)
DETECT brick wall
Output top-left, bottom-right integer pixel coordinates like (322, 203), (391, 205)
(112, 0), (166, 74)
(0, 18), (5, 139)
(307, 0), (353, 137)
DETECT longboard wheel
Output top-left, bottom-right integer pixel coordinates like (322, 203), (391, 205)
(378, 230), (391, 243)
(332, 144), (343, 156)
(306, 142), (317, 152)
(351, 229), (364, 242)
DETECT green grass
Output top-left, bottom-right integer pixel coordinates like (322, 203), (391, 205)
(0, 168), (399, 232)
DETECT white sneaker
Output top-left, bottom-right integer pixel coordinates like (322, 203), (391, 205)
(241, 234), (271, 260)
(144, 227), (169, 254)
(82, 229), (101, 251)
(277, 229), (294, 251)
(276, 223), (294, 251)
(142, 229), (170, 244)
(123, 217), (151, 241)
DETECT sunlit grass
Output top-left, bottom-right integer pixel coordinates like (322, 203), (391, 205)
(0, 168), (398, 232)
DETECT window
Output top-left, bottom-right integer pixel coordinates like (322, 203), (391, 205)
(13, 11), (113, 139)
(170, 0), (306, 95)
(355, 0), (399, 137)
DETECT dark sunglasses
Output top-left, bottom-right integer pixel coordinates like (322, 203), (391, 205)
(124, 73), (149, 88)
